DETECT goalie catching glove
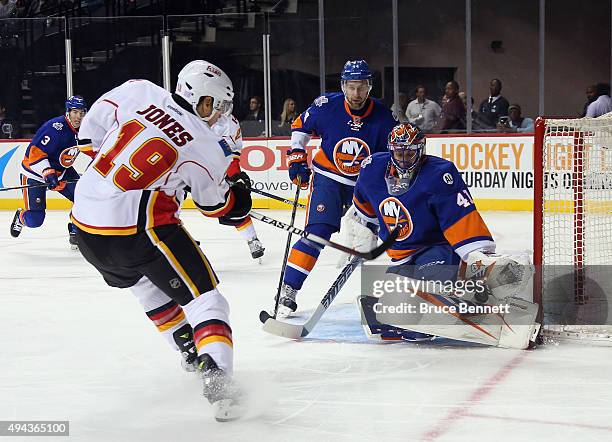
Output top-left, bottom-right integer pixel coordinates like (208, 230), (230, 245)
(337, 204), (379, 267)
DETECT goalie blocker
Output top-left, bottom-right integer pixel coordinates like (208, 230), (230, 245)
(358, 250), (540, 349)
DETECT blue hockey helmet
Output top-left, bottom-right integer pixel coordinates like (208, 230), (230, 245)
(65, 95), (87, 113)
(340, 60), (372, 81)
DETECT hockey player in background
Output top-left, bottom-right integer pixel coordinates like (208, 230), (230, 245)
(71, 61), (249, 421)
(352, 123), (538, 349)
(204, 107), (265, 260)
(10, 96), (89, 249)
(275, 59), (397, 317)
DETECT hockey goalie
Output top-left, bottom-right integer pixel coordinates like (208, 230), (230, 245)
(349, 123), (540, 349)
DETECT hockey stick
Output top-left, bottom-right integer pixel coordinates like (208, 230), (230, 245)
(0, 179), (79, 192)
(260, 255), (363, 336)
(266, 182), (302, 321)
(250, 187), (307, 209)
(249, 211), (399, 260)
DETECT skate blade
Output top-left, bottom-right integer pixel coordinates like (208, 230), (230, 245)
(213, 399), (246, 422)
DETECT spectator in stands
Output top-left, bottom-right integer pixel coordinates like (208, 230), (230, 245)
(586, 83), (612, 118)
(439, 80), (466, 132)
(496, 104), (534, 133)
(390, 92), (409, 122)
(406, 85), (441, 133)
(278, 97), (297, 127)
(0, 100), (19, 139)
(243, 95), (264, 121)
(0, 0), (16, 17)
(459, 92), (490, 131)
(478, 78), (509, 129)
(581, 84), (597, 117)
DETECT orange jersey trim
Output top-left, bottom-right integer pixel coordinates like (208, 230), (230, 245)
(313, 149), (341, 175)
(386, 248), (417, 260)
(352, 195), (376, 218)
(70, 214), (138, 236)
(22, 145), (48, 168)
(344, 99), (375, 120)
(443, 211), (492, 247)
(198, 190), (234, 217)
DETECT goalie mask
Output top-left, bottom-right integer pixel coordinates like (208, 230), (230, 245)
(175, 60), (234, 122)
(385, 123), (426, 196)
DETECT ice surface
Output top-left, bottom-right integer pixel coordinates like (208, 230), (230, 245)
(1, 210), (611, 441)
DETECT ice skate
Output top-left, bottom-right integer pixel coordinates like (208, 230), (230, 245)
(173, 325), (198, 372)
(180, 351), (198, 372)
(247, 237), (265, 262)
(199, 354), (245, 422)
(10, 209), (24, 238)
(68, 223), (78, 251)
(275, 283), (298, 319)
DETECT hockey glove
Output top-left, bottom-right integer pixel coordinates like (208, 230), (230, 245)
(288, 149), (311, 189)
(226, 157), (252, 190)
(42, 168), (65, 191)
(219, 184), (252, 226)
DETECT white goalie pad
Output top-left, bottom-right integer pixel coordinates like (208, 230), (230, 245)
(359, 285), (540, 349)
(462, 250), (534, 299)
(337, 204), (379, 267)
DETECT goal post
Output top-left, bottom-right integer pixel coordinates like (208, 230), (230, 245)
(533, 114), (612, 343)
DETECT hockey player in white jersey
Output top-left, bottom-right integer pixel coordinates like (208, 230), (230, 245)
(204, 107), (265, 260)
(71, 61), (248, 421)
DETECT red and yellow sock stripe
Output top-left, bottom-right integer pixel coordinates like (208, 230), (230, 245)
(193, 319), (233, 353)
(146, 300), (186, 332)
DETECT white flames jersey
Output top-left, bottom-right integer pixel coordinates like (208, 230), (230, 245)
(71, 80), (233, 235)
(211, 114), (243, 155)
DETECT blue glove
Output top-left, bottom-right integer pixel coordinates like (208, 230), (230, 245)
(42, 168), (64, 191)
(288, 149), (311, 189)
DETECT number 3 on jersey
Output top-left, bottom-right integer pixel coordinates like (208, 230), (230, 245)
(93, 119), (178, 191)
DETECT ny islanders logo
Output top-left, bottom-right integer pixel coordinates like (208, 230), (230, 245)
(332, 137), (370, 176)
(379, 197), (413, 241)
(59, 146), (80, 168)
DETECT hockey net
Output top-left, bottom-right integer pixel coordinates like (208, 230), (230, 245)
(533, 114), (612, 344)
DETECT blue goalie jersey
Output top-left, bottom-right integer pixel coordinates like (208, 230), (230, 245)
(353, 152), (495, 263)
(291, 93), (396, 185)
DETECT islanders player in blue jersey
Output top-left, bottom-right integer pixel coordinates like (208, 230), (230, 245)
(352, 123), (537, 347)
(276, 60), (397, 317)
(10, 96), (89, 248)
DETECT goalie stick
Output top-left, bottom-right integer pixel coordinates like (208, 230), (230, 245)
(249, 211), (399, 260)
(260, 255), (364, 336)
(0, 179), (79, 192)
(250, 187), (306, 209)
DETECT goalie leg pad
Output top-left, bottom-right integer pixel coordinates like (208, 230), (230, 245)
(356, 295), (435, 342)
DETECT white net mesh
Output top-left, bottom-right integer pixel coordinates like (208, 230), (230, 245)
(539, 113), (612, 342)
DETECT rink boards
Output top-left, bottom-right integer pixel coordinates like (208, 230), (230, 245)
(0, 133), (539, 211)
